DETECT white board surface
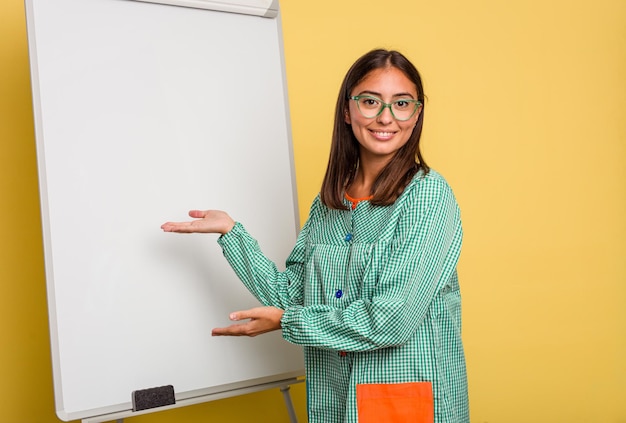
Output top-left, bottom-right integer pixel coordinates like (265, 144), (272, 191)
(24, 0), (303, 420)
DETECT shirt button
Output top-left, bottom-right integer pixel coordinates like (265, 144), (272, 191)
(344, 233), (353, 242)
(335, 289), (343, 299)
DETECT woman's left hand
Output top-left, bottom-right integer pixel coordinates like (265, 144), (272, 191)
(212, 306), (284, 337)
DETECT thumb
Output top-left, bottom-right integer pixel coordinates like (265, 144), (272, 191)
(188, 209), (206, 218)
(229, 310), (249, 321)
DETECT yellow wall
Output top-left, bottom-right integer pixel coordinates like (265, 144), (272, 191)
(2, 0), (624, 422)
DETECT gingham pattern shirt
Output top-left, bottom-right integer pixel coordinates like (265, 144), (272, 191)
(218, 170), (469, 422)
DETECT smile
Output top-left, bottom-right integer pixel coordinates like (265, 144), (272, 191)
(369, 130), (397, 139)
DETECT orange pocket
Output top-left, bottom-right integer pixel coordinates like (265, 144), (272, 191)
(356, 382), (434, 423)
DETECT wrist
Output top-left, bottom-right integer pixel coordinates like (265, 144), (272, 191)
(222, 219), (235, 234)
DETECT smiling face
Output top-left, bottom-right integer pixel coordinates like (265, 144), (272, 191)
(345, 66), (422, 167)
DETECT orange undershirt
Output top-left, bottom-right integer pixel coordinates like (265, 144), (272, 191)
(345, 192), (374, 210)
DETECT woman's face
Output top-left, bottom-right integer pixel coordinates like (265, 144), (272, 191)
(345, 66), (421, 166)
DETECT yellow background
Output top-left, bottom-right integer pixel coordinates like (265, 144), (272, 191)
(1, 0), (624, 422)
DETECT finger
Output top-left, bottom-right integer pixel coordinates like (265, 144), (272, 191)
(228, 309), (259, 321)
(161, 222), (195, 232)
(161, 222), (184, 232)
(212, 323), (251, 336)
(188, 209), (206, 218)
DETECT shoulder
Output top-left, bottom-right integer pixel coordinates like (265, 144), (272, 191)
(407, 169), (457, 201)
(308, 194), (323, 215)
(399, 169), (460, 217)
(411, 168), (453, 189)
(303, 194), (330, 226)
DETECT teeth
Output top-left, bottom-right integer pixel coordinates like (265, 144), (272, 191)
(373, 131), (393, 136)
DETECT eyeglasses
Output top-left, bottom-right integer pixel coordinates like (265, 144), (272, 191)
(349, 95), (422, 121)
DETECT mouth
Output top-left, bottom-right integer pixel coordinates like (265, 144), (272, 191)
(369, 129), (397, 140)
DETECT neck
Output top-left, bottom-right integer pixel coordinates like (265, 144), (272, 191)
(347, 155), (389, 198)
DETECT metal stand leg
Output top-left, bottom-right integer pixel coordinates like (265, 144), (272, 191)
(280, 385), (298, 423)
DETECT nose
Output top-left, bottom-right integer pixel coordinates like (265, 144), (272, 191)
(376, 104), (394, 124)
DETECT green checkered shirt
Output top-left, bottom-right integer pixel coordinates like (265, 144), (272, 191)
(218, 169), (469, 422)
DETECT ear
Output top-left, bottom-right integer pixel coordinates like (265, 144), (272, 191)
(414, 105), (423, 124)
(344, 109), (351, 125)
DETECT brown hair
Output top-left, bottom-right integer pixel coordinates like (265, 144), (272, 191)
(320, 49), (429, 209)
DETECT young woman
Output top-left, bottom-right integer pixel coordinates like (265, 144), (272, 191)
(162, 49), (469, 423)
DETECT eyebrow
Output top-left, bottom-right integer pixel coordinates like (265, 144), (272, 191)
(357, 90), (416, 99)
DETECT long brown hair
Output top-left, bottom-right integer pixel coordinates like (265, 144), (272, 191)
(320, 49), (429, 209)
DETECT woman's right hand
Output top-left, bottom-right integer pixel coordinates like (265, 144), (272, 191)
(161, 210), (235, 235)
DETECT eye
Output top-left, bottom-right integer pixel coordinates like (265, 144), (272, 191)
(393, 100), (412, 110)
(359, 96), (381, 109)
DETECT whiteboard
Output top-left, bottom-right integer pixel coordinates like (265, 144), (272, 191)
(24, 0), (303, 421)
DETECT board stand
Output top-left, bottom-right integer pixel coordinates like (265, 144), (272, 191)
(280, 385), (298, 423)
(83, 378), (302, 423)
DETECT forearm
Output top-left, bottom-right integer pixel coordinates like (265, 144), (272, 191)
(218, 222), (300, 309)
(281, 302), (405, 351)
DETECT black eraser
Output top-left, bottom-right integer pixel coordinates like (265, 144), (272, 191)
(132, 385), (175, 411)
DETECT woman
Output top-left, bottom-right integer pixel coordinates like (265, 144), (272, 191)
(162, 49), (469, 423)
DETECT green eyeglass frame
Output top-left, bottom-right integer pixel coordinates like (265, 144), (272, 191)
(349, 95), (422, 121)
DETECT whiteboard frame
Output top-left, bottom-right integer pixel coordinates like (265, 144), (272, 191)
(82, 378), (304, 423)
(128, 0), (280, 17)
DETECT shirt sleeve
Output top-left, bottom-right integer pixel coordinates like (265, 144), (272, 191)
(280, 176), (463, 351)
(216, 199), (320, 309)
